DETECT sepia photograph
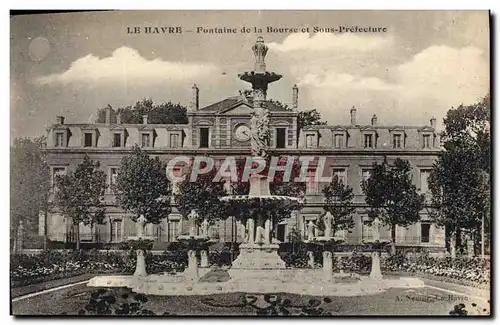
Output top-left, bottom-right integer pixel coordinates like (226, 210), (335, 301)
(9, 10), (491, 316)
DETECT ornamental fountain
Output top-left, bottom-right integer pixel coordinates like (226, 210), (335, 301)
(87, 37), (425, 296)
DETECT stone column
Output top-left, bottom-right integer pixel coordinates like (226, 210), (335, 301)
(450, 233), (457, 259)
(134, 249), (147, 277)
(16, 220), (25, 253)
(322, 251), (333, 281)
(370, 252), (383, 280)
(307, 251), (315, 268)
(200, 250), (209, 267)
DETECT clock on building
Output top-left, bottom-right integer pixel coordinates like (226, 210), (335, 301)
(234, 124), (251, 142)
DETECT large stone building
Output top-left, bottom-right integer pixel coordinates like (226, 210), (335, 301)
(41, 38), (445, 251)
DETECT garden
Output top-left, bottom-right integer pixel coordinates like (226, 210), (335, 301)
(11, 245), (490, 290)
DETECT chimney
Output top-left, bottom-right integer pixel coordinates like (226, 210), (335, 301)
(105, 106), (112, 125)
(371, 114), (378, 126)
(116, 112), (122, 125)
(350, 106), (356, 125)
(190, 84), (199, 111)
(142, 114), (148, 125)
(56, 116), (65, 125)
(292, 84), (299, 111)
(430, 117), (436, 129)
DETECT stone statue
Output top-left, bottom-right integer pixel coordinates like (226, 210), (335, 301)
(187, 209), (199, 236)
(200, 218), (209, 237)
(136, 215), (147, 238)
(252, 36), (268, 72)
(323, 211), (334, 238)
(239, 221), (246, 242)
(307, 220), (315, 240)
(255, 225), (266, 244)
(250, 105), (270, 157)
(188, 209), (199, 223)
(372, 217), (381, 241)
(264, 218), (272, 244)
(247, 218), (255, 244)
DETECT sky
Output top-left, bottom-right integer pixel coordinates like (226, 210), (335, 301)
(10, 10), (490, 140)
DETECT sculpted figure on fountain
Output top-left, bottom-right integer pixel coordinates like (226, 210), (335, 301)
(323, 211), (334, 238)
(136, 215), (147, 238)
(200, 218), (209, 237)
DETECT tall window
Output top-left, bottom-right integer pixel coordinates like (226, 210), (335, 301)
(110, 219), (123, 242)
(52, 167), (66, 188)
(420, 169), (431, 192)
(422, 134), (431, 148)
(332, 168), (347, 185)
(84, 133), (93, 147)
(276, 128), (287, 148)
(170, 133), (180, 148)
(141, 133), (151, 148)
(421, 223), (431, 243)
(364, 134), (373, 148)
(305, 169), (318, 195)
(334, 134), (343, 148)
(393, 134), (402, 148)
(112, 133), (122, 147)
(362, 220), (373, 241)
(199, 128), (209, 148)
(305, 134), (316, 148)
(55, 132), (65, 147)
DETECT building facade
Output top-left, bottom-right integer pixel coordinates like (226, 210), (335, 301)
(41, 39), (445, 251)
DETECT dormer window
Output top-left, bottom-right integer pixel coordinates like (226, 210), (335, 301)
(168, 131), (182, 148)
(81, 128), (97, 148)
(364, 134), (373, 148)
(422, 134), (431, 148)
(113, 133), (122, 148)
(55, 132), (65, 147)
(334, 134), (344, 148)
(304, 131), (317, 148)
(306, 134), (316, 148)
(84, 133), (93, 147)
(393, 134), (402, 148)
(141, 133), (151, 148)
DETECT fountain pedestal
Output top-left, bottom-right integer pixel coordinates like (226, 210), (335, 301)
(231, 243), (286, 269)
(134, 249), (147, 277)
(370, 251), (383, 280)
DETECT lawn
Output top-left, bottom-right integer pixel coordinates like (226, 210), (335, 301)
(11, 282), (488, 316)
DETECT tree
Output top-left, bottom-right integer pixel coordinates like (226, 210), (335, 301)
(96, 99), (188, 124)
(114, 146), (172, 227)
(296, 109), (327, 133)
(428, 145), (489, 255)
(176, 160), (229, 228)
(269, 99), (327, 137)
(362, 158), (425, 254)
(429, 94), (491, 256)
(321, 176), (356, 234)
(54, 155), (107, 249)
(10, 137), (50, 251)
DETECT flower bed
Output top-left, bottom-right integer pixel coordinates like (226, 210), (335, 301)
(10, 249), (187, 287)
(280, 246), (489, 287)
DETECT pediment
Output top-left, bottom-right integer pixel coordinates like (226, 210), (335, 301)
(418, 126), (435, 132)
(330, 125), (348, 132)
(220, 102), (253, 115)
(389, 126), (405, 133)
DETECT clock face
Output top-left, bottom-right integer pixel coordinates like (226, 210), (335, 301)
(234, 124), (251, 142)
